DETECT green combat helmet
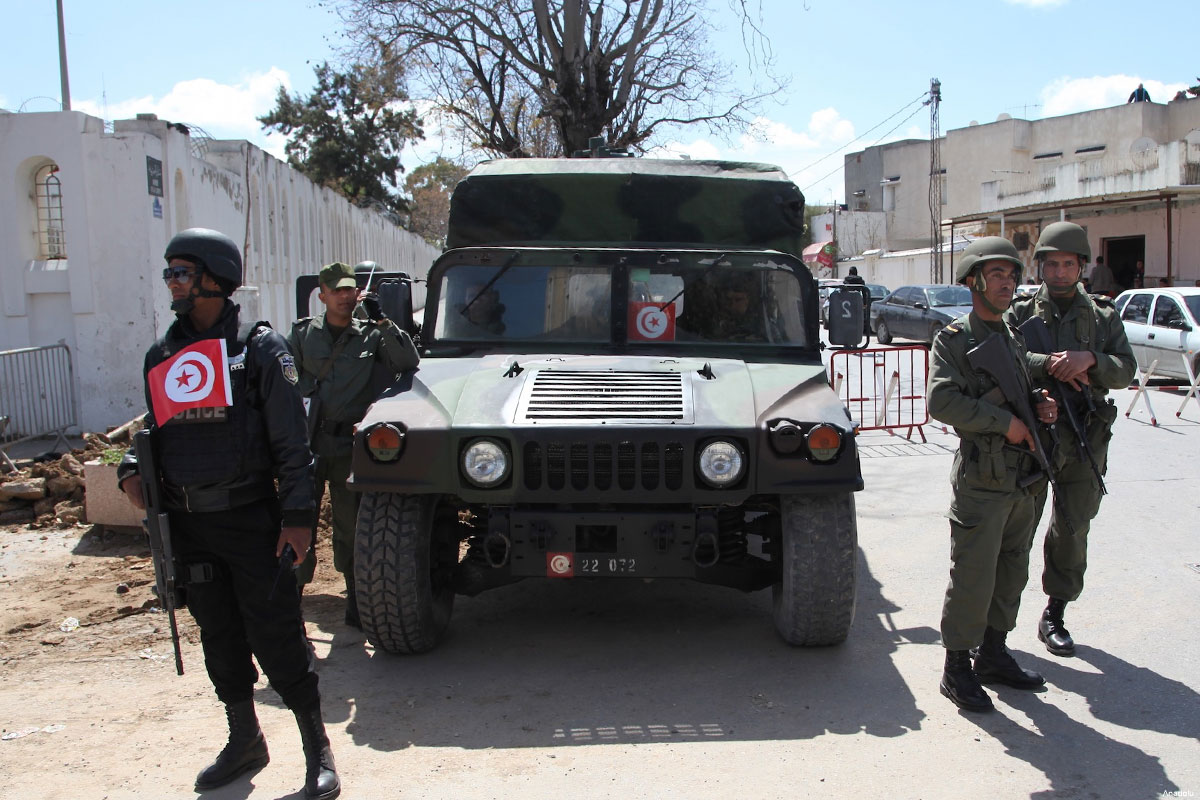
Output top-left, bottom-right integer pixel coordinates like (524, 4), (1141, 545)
(955, 236), (1023, 284)
(1034, 221), (1090, 263)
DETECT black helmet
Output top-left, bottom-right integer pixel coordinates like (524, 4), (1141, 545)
(354, 260), (378, 274)
(164, 228), (242, 291)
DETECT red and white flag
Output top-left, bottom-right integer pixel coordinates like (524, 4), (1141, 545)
(147, 339), (233, 425)
(627, 301), (676, 342)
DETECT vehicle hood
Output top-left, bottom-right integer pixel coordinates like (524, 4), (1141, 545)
(933, 304), (972, 320)
(359, 353), (851, 433)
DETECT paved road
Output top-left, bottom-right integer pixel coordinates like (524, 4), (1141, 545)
(3, 384), (1197, 799)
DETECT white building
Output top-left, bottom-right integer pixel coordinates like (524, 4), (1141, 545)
(842, 97), (1200, 288)
(0, 110), (439, 434)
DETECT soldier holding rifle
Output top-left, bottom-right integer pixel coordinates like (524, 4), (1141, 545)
(928, 237), (1058, 713)
(117, 228), (340, 799)
(1006, 222), (1135, 657)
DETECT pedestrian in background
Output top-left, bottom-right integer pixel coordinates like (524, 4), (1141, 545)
(928, 236), (1056, 713)
(289, 261), (419, 628)
(118, 228), (340, 798)
(1006, 222), (1136, 658)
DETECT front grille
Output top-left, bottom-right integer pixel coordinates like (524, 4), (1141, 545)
(523, 440), (685, 493)
(519, 370), (688, 421)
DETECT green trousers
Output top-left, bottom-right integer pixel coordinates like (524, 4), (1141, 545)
(941, 481), (1040, 651)
(1033, 453), (1106, 602)
(296, 452), (359, 586)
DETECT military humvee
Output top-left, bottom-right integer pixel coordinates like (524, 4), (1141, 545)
(348, 157), (864, 654)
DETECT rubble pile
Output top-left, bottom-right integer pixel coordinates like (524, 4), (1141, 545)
(0, 425), (136, 529)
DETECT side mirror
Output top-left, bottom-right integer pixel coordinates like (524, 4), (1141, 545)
(377, 277), (418, 337)
(827, 288), (867, 348)
(913, 302), (928, 311)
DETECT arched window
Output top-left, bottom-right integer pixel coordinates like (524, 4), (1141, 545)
(35, 163), (67, 259)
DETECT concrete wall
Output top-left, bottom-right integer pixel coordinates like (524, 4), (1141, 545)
(0, 110), (439, 433)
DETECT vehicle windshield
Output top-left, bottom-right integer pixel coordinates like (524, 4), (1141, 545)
(867, 283), (888, 299)
(431, 256), (811, 347)
(928, 285), (972, 307)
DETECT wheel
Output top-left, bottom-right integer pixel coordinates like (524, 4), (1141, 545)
(772, 493), (858, 646)
(928, 322), (943, 344)
(875, 318), (893, 345)
(354, 492), (458, 654)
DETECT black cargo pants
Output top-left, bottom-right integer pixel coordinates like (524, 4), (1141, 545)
(169, 500), (319, 711)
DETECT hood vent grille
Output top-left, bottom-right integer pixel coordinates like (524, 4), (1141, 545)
(518, 370), (691, 422)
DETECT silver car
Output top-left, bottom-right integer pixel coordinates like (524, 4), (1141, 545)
(1114, 287), (1200, 381)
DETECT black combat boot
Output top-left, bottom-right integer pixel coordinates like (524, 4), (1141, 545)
(1038, 597), (1075, 657)
(194, 700), (270, 791)
(940, 649), (993, 712)
(294, 702), (341, 799)
(343, 573), (361, 630)
(972, 626), (1045, 689)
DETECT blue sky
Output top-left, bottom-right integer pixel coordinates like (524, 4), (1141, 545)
(1, 0), (1192, 205)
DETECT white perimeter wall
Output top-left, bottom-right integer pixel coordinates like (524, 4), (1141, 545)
(0, 110), (439, 433)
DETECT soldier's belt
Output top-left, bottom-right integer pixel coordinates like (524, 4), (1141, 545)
(162, 481), (274, 512)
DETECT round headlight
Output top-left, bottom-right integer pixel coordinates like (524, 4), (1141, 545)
(462, 439), (510, 487)
(698, 440), (744, 487)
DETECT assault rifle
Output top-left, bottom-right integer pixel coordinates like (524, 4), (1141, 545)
(1017, 316), (1107, 495)
(132, 429), (184, 675)
(967, 332), (1073, 534)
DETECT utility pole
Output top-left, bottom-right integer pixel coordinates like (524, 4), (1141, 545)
(925, 78), (942, 283)
(57, 0), (71, 110)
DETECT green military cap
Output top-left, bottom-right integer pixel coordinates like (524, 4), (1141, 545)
(319, 261), (357, 289)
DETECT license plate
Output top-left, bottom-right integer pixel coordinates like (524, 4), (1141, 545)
(545, 552), (638, 578)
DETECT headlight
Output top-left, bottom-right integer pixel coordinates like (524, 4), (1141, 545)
(805, 423), (842, 462)
(364, 423), (405, 463)
(462, 438), (510, 487)
(697, 440), (744, 487)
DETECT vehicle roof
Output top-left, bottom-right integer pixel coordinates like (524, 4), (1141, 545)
(1116, 286), (1200, 296)
(446, 157), (807, 259)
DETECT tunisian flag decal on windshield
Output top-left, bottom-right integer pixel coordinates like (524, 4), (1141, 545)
(628, 302), (676, 341)
(147, 339), (233, 425)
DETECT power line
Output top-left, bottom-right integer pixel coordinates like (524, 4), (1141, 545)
(802, 100), (928, 192)
(791, 90), (929, 179)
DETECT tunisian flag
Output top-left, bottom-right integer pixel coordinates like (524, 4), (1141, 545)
(147, 339), (233, 425)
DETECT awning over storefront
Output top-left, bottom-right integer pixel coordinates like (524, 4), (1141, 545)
(802, 240), (836, 267)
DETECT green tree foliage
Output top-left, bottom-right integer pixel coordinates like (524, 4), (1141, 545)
(259, 60), (423, 217)
(404, 157), (469, 248)
(335, 0), (785, 158)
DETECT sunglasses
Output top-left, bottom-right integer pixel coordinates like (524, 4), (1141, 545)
(161, 266), (198, 284)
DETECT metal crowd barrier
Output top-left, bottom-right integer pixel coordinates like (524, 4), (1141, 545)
(828, 345), (930, 439)
(0, 343), (78, 471)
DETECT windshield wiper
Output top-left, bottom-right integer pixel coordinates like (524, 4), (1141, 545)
(659, 252), (729, 311)
(461, 252), (520, 317)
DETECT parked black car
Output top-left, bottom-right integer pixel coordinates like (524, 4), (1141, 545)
(869, 284), (972, 344)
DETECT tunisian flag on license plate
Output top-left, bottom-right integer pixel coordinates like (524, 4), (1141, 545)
(147, 339), (233, 425)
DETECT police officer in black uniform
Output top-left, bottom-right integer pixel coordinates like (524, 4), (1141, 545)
(118, 228), (340, 799)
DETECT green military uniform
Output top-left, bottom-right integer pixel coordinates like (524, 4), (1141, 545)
(928, 312), (1047, 651)
(288, 313), (419, 585)
(1005, 286), (1135, 601)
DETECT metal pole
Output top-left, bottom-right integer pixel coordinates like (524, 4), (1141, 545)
(1166, 195), (1173, 284)
(57, 0), (71, 110)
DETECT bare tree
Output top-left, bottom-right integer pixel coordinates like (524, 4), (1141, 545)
(335, 0), (785, 158)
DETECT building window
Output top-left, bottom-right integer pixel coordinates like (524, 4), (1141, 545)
(35, 163), (67, 259)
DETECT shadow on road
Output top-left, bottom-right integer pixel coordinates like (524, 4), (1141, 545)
(292, 550), (934, 752)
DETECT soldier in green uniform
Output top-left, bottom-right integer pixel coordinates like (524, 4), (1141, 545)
(289, 262), (420, 627)
(928, 236), (1058, 712)
(1005, 222), (1136, 656)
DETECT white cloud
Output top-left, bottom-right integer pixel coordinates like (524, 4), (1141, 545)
(1039, 75), (1187, 116)
(74, 68), (293, 147)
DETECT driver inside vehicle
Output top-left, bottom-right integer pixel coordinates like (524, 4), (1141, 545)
(712, 277), (767, 341)
(448, 283), (506, 337)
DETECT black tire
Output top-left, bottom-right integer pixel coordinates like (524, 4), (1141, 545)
(928, 322), (943, 345)
(875, 318), (893, 345)
(354, 492), (457, 654)
(772, 493), (858, 646)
